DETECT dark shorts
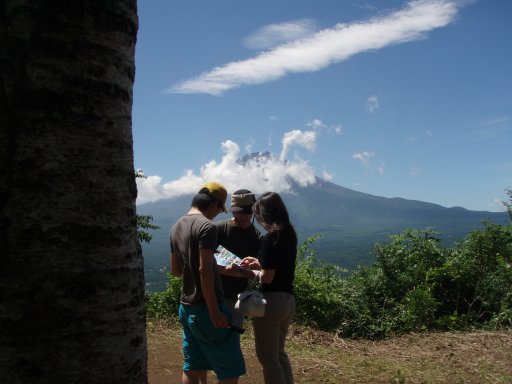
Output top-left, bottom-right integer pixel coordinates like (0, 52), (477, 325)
(179, 303), (246, 380)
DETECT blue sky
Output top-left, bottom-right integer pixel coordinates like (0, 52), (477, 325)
(133, 0), (511, 212)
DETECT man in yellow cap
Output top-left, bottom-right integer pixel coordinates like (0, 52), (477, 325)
(171, 182), (246, 384)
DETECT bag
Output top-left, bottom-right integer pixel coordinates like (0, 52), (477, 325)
(235, 290), (267, 317)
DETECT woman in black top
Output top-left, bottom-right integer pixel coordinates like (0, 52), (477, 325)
(249, 192), (297, 384)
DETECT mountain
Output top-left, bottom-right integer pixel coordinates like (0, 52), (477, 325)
(138, 178), (509, 291)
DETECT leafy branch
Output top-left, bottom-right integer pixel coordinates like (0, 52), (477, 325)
(136, 169), (159, 243)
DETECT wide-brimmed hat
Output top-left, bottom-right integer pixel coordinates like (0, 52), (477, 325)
(230, 189), (256, 214)
(200, 182), (227, 212)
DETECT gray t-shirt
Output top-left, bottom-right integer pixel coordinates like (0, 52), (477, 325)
(170, 213), (223, 305)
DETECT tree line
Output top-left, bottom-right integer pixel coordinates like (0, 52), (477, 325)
(146, 189), (512, 339)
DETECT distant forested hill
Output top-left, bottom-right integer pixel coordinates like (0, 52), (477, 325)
(138, 178), (508, 291)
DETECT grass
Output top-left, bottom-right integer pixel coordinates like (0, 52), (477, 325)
(147, 319), (512, 383)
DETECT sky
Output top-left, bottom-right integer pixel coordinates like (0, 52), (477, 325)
(133, 0), (512, 212)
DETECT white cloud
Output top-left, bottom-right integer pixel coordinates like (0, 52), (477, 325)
(245, 137), (255, 153)
(136, 132), (317, 204)
(307, 118), (343, 135)
(279, 129), (317, 161)
(353, 151), (385, 175)
(322, 170), (334, 181)
(169, 0), (460, 95)
(353, 151), (375, 166)
(307, 119), (326, 130)
(244, 19), (317, 50)
(136, 171), (205, 203)
(366, 95), (380, 113)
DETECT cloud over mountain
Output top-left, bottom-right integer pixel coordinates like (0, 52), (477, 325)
(136, 130), (319, 204)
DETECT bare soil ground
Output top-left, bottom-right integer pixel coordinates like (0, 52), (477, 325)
(147, 319), (512, 384)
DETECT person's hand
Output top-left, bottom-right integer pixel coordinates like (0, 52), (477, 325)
(209, 308), (228, 328)
(240, 256), (260, 269)
(225, 262), (242, 272)
(226, 262), (250, 279)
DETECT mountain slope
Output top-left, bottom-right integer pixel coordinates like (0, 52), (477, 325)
(138, 179), (508, 290)
(284, 178), (507, 267)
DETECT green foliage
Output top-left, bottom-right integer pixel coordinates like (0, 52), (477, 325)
(501, 187), (512, 222)
(342, 223), (512, 338)
(135, 169), (160, 243)
(398, 285), (439, 331)
(137, 214), (160, 243)
(146, 271), (182, 319)
(293, 234), (349, 330)
(373, 229), (445, 298)
(327, 229), (443, 338)
(435, 222), (512, 328)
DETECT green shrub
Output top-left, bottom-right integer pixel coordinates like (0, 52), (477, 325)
(398, 285), (439, 332)
(293, 235), (349, 330)
(434, 222), (512, 328)
(146, 272), (182, 319)
(336, 225), (511, 338)
(145, 221), (512, 339)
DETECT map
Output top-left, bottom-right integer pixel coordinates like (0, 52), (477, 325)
(215, 246), (242, 267)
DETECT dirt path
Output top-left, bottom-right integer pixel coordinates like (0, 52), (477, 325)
(147, 320), (265, 384)
(147, 320), (512, 384)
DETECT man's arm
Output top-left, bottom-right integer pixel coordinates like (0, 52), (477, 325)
(170, 252), (183, 277)
(259, 268), (275, 284)
(226, 262), (275, 283)
(217, 265), (236, 276)
(199, 248), (227, 328)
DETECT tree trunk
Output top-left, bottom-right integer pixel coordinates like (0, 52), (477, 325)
(0, 1), (147, 383)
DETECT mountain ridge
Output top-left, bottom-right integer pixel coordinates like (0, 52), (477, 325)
(138, 178), (508, 291)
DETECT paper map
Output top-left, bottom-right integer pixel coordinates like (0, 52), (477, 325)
(215, 246), (242, 267)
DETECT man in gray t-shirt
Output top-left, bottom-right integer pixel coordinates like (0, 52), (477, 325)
(173, 212), (224, 305)
(170, 182), (246, 383)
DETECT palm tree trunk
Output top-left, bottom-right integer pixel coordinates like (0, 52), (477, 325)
(0, 1), (147, 383)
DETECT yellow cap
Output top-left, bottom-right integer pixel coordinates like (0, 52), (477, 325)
(200, 182), (227, 212)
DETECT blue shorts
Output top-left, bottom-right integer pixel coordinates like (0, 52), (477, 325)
(179, 303), (246, 380)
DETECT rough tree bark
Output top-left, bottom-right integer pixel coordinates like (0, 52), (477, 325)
(0, 1), (147, 383)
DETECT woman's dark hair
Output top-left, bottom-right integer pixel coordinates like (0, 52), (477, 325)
(252, 192), (297, 248)
(191, 189), (218, 212)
